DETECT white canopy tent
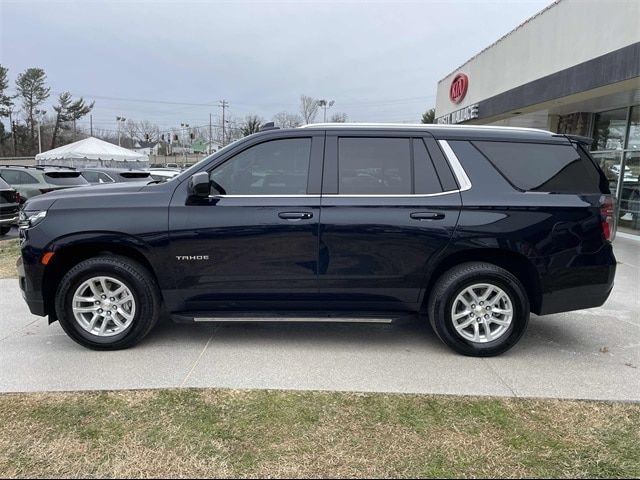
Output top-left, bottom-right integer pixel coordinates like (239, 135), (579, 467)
(35, 137), (149, 168)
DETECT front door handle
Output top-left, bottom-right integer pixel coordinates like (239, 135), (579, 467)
(410, 212), (445, 221)
(278, 211), (313, 221)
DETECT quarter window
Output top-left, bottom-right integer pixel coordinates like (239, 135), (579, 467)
(473, 141), (603, 193)
(338, 137), (412, 194)
(210, 138), (311, 195)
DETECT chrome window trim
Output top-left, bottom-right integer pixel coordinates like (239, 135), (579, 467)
(208, 194), (321, 198)
(323, 191), (459, 198)
(438, 140), (472, 192)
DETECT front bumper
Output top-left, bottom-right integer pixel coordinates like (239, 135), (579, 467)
(17, 246), (47, 317)
(0, 214), (19, 226)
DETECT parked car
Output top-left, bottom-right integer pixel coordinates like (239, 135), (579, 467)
(0, 165), (89, 202)
(17, 124), (616, 356)
(80, 168), (152, 184)
(0, 177), (20, 235)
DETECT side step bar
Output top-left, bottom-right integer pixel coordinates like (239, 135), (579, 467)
(171, 311), (417, 325)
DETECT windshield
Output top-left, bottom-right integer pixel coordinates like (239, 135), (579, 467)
(44, 171), (90, 186)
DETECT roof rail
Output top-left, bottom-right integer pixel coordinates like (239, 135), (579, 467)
(0, 164), (44, 170)
(298, 122), (554, 134)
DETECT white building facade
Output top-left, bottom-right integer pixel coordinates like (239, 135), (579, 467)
(435, 0), (640, 236)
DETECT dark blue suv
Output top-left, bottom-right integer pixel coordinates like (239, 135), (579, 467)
(17, 124), (616, 356)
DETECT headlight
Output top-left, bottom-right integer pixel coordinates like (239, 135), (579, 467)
(18, 210), (47, 230)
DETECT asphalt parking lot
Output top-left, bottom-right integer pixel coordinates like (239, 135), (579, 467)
(0, 237), (638, 401)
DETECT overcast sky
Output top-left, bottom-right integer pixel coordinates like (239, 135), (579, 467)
(1, 0), (550, 134)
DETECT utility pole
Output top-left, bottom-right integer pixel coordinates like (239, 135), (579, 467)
(219, 99), (229, 146)
(209, 113), (212, 154)
(90, 115), (93, 137)
(73, 118), (76, 141)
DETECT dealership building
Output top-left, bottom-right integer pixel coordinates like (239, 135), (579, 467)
(435, 0), (640, 237)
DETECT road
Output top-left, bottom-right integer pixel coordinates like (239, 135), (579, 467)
(0, 237), (638, 401)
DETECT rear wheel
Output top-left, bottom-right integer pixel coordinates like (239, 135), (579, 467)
(55, 256), (161, 350)
(427, 262), (529, 357)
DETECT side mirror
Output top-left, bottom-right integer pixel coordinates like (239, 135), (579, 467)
(189, 172), (210, 197)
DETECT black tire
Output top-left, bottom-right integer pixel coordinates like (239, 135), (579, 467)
(0, 226), (10, 236)
(55, 255), (161, 350)
(427, 262), (530, 357)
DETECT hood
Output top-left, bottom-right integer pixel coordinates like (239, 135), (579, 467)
(24, 181), (153, 212)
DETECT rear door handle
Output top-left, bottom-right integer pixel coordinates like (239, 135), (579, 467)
(278, 211), (313, 220)
(410, 212), (445, 221)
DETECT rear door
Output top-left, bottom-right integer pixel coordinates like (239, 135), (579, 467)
(168, 132), (324, 311)
(318, 131), (462, 308)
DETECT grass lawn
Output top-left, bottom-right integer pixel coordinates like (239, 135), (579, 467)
(1, 389), (639, 478)
(0, 238), (20, 278)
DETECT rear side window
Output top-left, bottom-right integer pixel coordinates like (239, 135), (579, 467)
(473, 141), (603, 193)
(0, 170), (39, 184)
(338, 137), (411, 194)
(44, 171), (89, 186)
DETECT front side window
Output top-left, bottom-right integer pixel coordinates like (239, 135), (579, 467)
(338, 137), (412, 194)
(210, 138), (311, 195)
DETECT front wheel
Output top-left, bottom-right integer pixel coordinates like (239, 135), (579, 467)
(55, 256), (161, 350)
(0, 226), (10, 236)
(427, 262), (530, 357)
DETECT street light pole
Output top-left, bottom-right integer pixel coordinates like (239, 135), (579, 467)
(36, 109), (46, 154)
(317, 99), (335, 122)
(116, 116), (126, 146)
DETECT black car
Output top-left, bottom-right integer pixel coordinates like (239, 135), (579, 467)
(17, 124), (617, 356)
(0, 177), (20, 235)
(80, 168), (152, 184)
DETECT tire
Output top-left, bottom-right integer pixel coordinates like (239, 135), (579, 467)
(427, 262), (530, 357)
(0, 226), (10, 236)
(55, 255), (161, 350)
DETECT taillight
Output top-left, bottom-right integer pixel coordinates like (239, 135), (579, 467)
(15, 191), (21, 204)
(600, 195), (616, 241)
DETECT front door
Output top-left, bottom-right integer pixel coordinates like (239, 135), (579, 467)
(318, 133), (461, 309)
(168, 133), (324, 312)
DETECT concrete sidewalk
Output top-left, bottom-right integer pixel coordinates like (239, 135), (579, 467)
(0, 237), (638, 401)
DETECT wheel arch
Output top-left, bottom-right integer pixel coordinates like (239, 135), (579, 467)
(424, 248), (543, 315)
(42, 235), (162, 321)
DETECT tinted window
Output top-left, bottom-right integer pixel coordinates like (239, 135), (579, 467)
(210, 138), (311, 195)
(44, 172), (89, 186)
(119, 172), (151, 182)
(0, 170), (39, 185)
(338, 137), (411, 194)
(413, 138), (443, 194)
(473, 141), (603, 193)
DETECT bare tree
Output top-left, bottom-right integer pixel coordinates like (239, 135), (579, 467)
(137, 120), (160, 142)
(273, 111), (303, 128)
(299, 95), (319, 124)
(330, 112), (347, 123)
